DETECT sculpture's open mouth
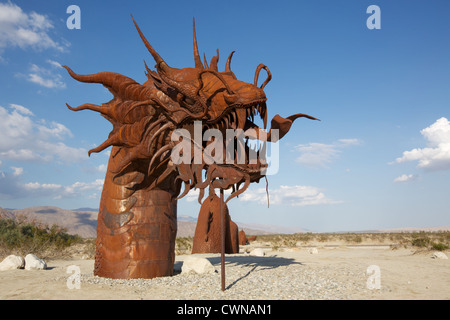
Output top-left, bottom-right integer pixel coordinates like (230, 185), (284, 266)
(243, 101), (268, 132)
(169, 89), (320, 203)
(173, 102), (270, 204)
(205, 99), (267, 132)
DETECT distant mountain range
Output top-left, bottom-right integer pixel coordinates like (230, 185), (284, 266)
(0, 206), (302, 238)
(1, 206), (448, 238)
(0, 206), (98, 238)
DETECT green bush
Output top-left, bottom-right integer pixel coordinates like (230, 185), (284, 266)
(175, 237), (193, 254)
(0, 216), (81, 257)
(411, 238), (430, 248)
(431, 242), (449, 251)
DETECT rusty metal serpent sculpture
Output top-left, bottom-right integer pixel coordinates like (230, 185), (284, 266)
(64, 16), (318, 279)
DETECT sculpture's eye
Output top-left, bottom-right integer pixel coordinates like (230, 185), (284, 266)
(185, 97), (195, 105)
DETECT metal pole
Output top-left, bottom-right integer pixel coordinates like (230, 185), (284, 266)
(220, 188), (225, 291)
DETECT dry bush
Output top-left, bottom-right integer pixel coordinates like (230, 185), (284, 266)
(248, 231), (450, 251)
(176, 237), (193, 255)
(0, 215), (83, 259)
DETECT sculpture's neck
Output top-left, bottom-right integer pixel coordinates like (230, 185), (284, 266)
(94, 147), (178, 279)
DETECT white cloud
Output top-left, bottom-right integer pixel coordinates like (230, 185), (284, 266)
(393, 174), (417, 183)
(46, 59), (61, 68)
(24, 182), (61, 191)
(295, 143), (339, 168)
(25, 179), (104, 200)
(81, 163), (108, 175)
(0, 104), (87, 163)
(239, 185), (341, 207)
(96, 164), (107, 172)
(295, 138), (361, 168)
(0, 149), (50, 162)
(184, 188), (232, 202)
(63, 180), (104, 195)
(23, 60), (66, 89)
(32, 179), (104, 199)
(10, 103), (33, 116)
(61, 179), (104, 199)
(182, 184), (340, 207)
(11, 166), (23, 176)
(395, 117), (450, 171)
(1, 173), (103, 200)
(0, 2), (66, 54)
(337, 138), (360, 146)
(0, 165), (103, 201)
(37, 120), (73, 139)
(38, 141), (87, 163)
(27, 73), (64, 89)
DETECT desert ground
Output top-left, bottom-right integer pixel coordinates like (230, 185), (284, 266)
(0, 240), (448, 300)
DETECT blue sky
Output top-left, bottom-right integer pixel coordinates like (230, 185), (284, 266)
(0, 0), (449, 232)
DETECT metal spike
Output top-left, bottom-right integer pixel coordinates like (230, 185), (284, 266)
(224, 116), (229, 128)
(230, 111), (236, 127)
(193, 17), (204, 69)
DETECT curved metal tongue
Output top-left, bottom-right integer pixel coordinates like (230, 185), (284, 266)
(244, 113), (320, 142)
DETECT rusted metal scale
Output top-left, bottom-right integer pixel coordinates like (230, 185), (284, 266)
(64, 16), (318, 279)
(94, 146), (178, 279)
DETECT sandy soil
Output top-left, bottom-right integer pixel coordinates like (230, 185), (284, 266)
(0, 246), (448, 300)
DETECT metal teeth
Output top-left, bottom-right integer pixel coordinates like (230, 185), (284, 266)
(245, 103), (266, 124)
(209, 110), (236, 131)
(207, 101), (266, 131)
(230, 110), (236, 125)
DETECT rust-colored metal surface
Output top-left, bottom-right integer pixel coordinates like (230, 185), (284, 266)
(238, 230), (248, 246)
(64, 16), (318, 279)
(192, 193), (239, 254)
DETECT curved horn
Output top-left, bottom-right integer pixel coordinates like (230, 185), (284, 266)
(63, 65), (152, 101)
(131, 15), (173, 73)
(225, 51), (235, 71)
(224, 51), (237, 79)
(254, 64), (272, 89)
(210, 49), (219, 71)
(63, 65), (121, 84)
(66, 103), (103, 114)
(203, 53), (209, 69)
(193, 18), (204, 69)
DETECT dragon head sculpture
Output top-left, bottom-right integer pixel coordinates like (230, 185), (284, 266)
(64, 16), (318, 203)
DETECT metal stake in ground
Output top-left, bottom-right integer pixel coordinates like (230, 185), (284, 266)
(220, 188), (225, 291)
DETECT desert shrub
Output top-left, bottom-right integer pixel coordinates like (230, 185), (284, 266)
(445, 232), (450, 242)
(0, 216), (82, 257)
(318, 234), (330, 242)
(350, 234), (363, 243)
(411, 237), (431, 248)
(282, 235), (297, 247)
(431, 242), (449, 251)
(175, 237), (193, 254)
